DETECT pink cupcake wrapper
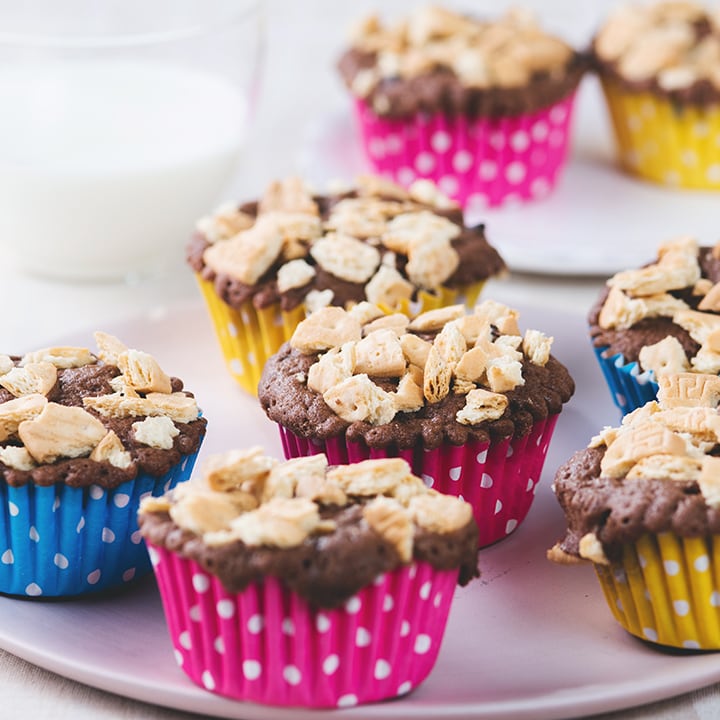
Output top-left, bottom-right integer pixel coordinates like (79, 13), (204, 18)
(278, 414), (559, 547)
(353, 94), (576, 208)
(148, 545), (457, 708)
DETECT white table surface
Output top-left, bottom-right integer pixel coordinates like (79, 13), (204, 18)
(1, 1), (719, 718)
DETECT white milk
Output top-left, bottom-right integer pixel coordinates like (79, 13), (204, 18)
(0, 61), (247, 280)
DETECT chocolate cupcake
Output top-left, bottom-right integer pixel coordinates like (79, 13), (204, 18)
(590, 236), (720, 415)
(593, 1), (720, 188)
(188, 174), (505, 395)
(0, 332), (206, 596)
(550, 372), (720, 649)
(139, 449), (478, 708)
(258, 299), (574, 547)
(338, 6), (587, 208)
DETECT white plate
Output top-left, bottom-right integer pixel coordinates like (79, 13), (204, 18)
(297, 77), (720, 277)
(1, 301), (720, 720)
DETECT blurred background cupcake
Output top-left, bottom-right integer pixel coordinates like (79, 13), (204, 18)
(140, 449), (479, 708)
(337, 5), (587, 208)
(258, 299), (574, 547)
(188, 174), (505, 395)
(593, 0), (720, 189)
(550, 371), (720, 649)
(589, 236), (720, 416)
(0, 332), (206, 597)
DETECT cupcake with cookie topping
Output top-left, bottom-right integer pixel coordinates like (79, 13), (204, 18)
(0, 332), (206, 597)
(139, 449), (478, 708)
(551, 372), (720, 649)
(188, 174), (505, 395)
(590, 236), (720, 415)
(337, 6), (587, 208)
(593, 1), (720, 189)
(258, 299), (574, 547)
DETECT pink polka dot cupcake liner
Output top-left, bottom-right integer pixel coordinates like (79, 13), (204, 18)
(277, 414), (559, 548)
(0, 450), (200, 598)
(148, 547), (458, 708)
(352, 94), (577, 208)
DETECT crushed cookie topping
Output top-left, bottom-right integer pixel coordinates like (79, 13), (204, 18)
(588, 372), (720, 513)
(595, 1), (720, 89)
(0, 333), (199, 470)
(348, 6), (574, 97)
(199, 175), (479, 312)
(139, 449), (473, 551)
(599, 238), (720, 378)
(289, 299), (552, 427)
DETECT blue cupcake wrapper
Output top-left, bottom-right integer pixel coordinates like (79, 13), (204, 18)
(593, 344), (659, 416)
(0, 450), (200, 597)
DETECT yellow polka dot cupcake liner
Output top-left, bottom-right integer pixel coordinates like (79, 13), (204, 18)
(601, 78), (720, 190)
(196, 276), (485, 396)
(595, 533), (720, 649)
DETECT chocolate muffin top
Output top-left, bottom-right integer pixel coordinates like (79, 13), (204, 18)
(550, 372), (720, 565)
(258, 299), (574, 450)
(187, 175), (505, 313)
(337, 6), (586, 119)
(139, 448), (479, 608)
(593, 1), (720, 105)
(590, 238), (720, 377)
(0, 333), (206, 489)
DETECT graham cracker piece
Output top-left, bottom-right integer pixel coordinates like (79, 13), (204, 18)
(363, 496), (413, 562)
(18, 402), (107, 464)
(258, 177), (318, 216)
(307, 342), (356, 395)
(290, 307), (362, 354)
(456, 388), (508, 425)
(322, 374), (396, 425)
(0, 394), (48, 442)
(203, 214), (284, 285)
(21, 346), (95, 369)
(657, 372), (720, 408)
(310, 232), (381, 284)
(354, 330), (406, 377)
(699, 456), (720, 508)
(638, 336), (690, 377)
(600, 422), (687, 478)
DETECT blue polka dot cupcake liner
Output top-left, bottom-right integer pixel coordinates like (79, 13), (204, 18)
(278, 414), (559, 548)
(595, 533), (720, 649)
(593, 344), (659, 417)
(0, 450), (200, 598)
(148, 545), (458, 708)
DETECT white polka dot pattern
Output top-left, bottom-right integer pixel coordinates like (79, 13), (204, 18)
(243, 660), (261, 680)
(155, 549), (458, 707)
(0, 450), (200, 597)
(596, 534), (720, 649)
(354, 94), (575, 207)
(192, 574), (210, 593)
(603, 85), (720, 190)
(307, 416), (556, 550)
(283, 666), (302, 685)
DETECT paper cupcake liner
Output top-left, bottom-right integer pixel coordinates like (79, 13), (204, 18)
(601, 78), (720, 190)
(149, 546), (458, 708)
(594, 533), (720, 649)
(278, 414), (559, 548)
(592, 344), (658, 416)
(196, 275), (485, 396)
(352, 93), (577, 208)
(0, 450), (200, 598)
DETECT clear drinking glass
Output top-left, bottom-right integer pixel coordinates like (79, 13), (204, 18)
(0, 0), (263, 281)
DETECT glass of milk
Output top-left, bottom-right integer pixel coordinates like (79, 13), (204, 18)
(0, 0), (262, 281)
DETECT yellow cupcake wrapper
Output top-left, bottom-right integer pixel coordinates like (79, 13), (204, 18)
(196, 276), (485, 396)
(595, 533), (720, 649)
(601, 78), (720, 190)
